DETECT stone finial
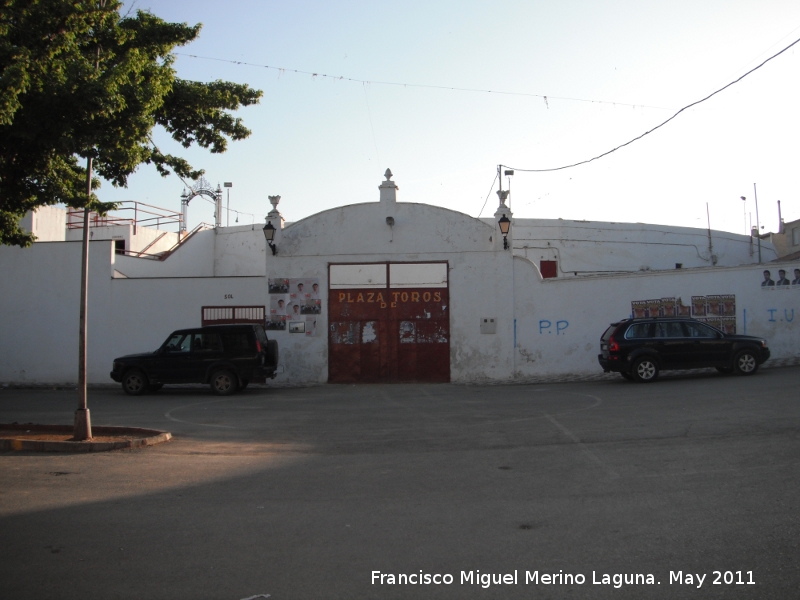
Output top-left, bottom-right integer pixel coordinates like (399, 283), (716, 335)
(267, 195), (284, 228)
(379, 169), (398, 203)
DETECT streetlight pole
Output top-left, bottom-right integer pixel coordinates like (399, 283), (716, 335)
(753, 183), (762, 264)
(740, 196), (747, 236)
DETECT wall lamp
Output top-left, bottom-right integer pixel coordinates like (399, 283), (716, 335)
(263, 220), (277, 255)
(498, 215), (510, 250)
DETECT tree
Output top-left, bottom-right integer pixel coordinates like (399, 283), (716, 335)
(0, 0), (262, 246)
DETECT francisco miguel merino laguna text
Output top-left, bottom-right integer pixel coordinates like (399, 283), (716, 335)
(372, 570), (659, 588)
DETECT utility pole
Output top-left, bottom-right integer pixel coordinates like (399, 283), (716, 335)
(754, 183), (762, 264)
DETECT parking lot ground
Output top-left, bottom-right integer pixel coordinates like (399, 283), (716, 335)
(1, 366), (799, 599)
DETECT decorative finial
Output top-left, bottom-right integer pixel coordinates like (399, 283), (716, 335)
(268, 195), (281, 210)
(384, 169), (393, 181)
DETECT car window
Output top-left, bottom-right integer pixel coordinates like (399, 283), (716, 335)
(601, 325), (618, 342)
(654, 322), (685, 338)
(192, 333), (223, 353)
(164, 333), (191, 353)
(220, 332), (254, 352)
(685, 322), (718, 338)
(624, 323), (652, 339)
(254, 326), (269, 344)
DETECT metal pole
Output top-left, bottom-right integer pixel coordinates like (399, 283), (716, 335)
(75, 158), (93, 440)
(706, 202), (713, 263)
(740, 196), (747, 235)
(754, 183), (761, 264)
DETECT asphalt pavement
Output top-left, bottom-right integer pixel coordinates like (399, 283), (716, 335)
(1, 367), (799, 599)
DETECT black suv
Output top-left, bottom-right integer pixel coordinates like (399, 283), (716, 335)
(598, 317), (770, 382)
(111, 324), (278, 395)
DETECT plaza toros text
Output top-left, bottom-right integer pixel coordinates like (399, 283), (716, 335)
(338, 291), (442, 309)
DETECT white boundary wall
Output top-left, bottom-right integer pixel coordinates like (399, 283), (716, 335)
(1, 207), (798, 386)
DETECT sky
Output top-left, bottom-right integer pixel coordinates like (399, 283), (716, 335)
(105, 0), (800, 236)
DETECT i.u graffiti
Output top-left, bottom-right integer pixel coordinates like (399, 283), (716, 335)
(767, 309), (795, 322)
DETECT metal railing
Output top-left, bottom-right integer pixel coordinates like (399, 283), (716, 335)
(67, 201), (183, 233)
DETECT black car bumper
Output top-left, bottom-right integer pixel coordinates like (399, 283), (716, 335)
(598, 353), (628, 373)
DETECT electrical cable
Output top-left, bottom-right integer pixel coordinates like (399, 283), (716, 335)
(503, 35), (800, 173)
(174, 52), (672, 112)
(477, 172), (499, 218)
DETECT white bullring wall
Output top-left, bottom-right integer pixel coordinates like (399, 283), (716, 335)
(1, 182), (797, 386)
(510, 219), (769, 274)
(512, 258), (799, 377)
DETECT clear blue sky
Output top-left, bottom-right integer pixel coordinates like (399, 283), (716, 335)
(109, 0), (800, 235)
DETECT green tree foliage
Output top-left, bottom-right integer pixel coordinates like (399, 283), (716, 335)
(0, 0), (262, 246)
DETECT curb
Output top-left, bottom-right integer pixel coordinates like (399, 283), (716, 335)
(0, 423), (171, 453)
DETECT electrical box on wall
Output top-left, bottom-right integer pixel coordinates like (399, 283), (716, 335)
(480, 318), (497, 334)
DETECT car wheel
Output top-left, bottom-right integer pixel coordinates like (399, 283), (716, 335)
(620, 372), (634, 381)
(240, 379), (249, 390)
(631, 357), (659, 383)
(715, 366), (733, 375)
(122, 369), (149, 396)
(733, 350), (759, 376)
(210, 370), (239, 396)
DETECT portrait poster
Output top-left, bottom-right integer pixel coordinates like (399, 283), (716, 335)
(268, 278), (290, 294)
(631, 300), (647, 319)
(660, 297), (676, 317)
(704, 316), (723, 331)
(691, 296), (707, 317)
(305, 316), (317, 337)
(676, 298), (692, 317)
(645, 299), (662, 318)
(289, 278), (321, 304)
(705, 295), (721, 317)
(270, 294), (289, 315)
(718, 294), (736, 316)
(719, 316), (737, 334)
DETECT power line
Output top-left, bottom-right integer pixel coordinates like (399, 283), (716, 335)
(503, 35), (800, 174)
(174, 52), (672, 112)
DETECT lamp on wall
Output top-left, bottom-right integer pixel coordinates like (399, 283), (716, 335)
(498, 214), (510, 250)
(263, 219), (277, 255)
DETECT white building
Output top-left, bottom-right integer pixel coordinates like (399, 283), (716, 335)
(2, 171), (798, 386)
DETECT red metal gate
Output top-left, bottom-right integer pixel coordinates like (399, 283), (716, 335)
(328, 263), (450, 383)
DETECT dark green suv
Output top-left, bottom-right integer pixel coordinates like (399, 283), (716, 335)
(110, 324), (278, 395)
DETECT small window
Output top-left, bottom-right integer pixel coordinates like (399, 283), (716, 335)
(114, 240), (125, 255)
(624, 323), (652, 339)
(792, 227), (800, 246)
(540, 260), (558, 279)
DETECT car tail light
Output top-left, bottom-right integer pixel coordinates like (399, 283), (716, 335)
(608, 335), (620, 352)
(256, 340), (263, 353)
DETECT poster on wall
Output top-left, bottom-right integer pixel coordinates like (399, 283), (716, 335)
(660, 298), (676, 317)
(270, 294), (289, 316)
(631, 300), (647, 318)
(265, 315), (287, 331)
(691, 296), (707, 317)
(761, 266), (800, 288)
(268, 278), (290, 294)
(645, 299), (662, 318)
(629, 294), (736, 331)
(269, 277), (322, 333)
(305, 316), (317, 337)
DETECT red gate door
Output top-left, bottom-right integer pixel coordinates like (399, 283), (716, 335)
(328, 263), (449, 383)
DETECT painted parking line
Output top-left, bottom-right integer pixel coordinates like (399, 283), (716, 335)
(544, 412), (620, 480)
